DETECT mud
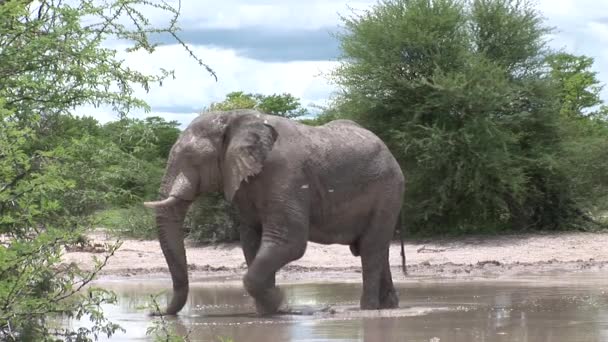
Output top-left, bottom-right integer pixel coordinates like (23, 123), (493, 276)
(63, 230), (608, 282)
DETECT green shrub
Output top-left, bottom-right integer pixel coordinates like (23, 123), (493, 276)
(330, 0), (608, 234)
(0, 0), (213, 338)
(184, 194), (239, 244)
(97, 206), (157, 240)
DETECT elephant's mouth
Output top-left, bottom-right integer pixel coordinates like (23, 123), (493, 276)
(144, 196), (179, 209)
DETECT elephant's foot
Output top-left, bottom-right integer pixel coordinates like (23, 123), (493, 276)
(360, 295), (380, 310)
(379, 289), (399, 309)
(254, 287), (284, 315)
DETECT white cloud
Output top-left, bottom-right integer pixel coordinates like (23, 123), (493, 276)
(77, 43), (339, 128)
(157, 0), (374, 30)
(122, 42), (339, 106)
(538, 0), (608, 102)
(80, 0), (608, 127)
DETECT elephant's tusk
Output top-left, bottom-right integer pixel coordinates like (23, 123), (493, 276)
(143, 196), (179, 208)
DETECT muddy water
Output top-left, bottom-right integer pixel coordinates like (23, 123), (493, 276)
(70, 273), (608, 341)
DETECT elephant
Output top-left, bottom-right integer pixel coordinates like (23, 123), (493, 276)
(144, 109), (406, 316)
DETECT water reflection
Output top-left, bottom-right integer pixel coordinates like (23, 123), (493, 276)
(72, 275), (608, 342)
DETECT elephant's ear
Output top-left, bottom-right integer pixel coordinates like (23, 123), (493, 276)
(222, 117), (278, 201)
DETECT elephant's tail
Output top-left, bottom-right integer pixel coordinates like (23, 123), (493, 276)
(398, 210), (407, 276)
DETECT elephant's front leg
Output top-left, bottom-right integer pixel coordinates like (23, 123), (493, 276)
(239, 224), (276, 290)
(239, 223), (262, 267)
(242, 212), (308, 315)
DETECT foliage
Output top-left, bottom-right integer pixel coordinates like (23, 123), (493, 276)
(103, 116), (181, 160)
(0, 0), (213, 339)
(546, 53), (606, 118)
(208, 91), (308, 118)
(548, 53), (608, 220)
(184, 194), (239, 244)
(97, 205), (157, 240)
(142, 294), (235, 342)
(100, 116), (180, 203)
(0, 230), (124, 341)
(0, 101), (124, 340)
(144, 294), (192, 342)
(330, 0), (607, 234)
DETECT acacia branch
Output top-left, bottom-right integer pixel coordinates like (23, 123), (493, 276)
(0, 171), (27, 194)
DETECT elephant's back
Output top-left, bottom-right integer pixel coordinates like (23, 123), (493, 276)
(265, 115), (403, 187)
(258, 115), (404, 243)
(312, 120), (400, 175)
(301, 121), (404, 243)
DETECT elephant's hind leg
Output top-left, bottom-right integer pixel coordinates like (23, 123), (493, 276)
(358, 205), (400, 310)
(359, 246), (386, 309)
(379, 261), (399, 309)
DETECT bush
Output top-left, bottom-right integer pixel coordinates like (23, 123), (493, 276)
(184, 194), (239, 244)
(330, 0), (608, 234)
(96, 206), (157, 240)
(0, 102), (123, 340)
(0, 0), (214, 338)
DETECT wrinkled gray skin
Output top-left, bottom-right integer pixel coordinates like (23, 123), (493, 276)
(144, 109), (405, 316)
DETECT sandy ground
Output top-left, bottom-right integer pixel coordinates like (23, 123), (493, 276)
(63, 230), (608, 282)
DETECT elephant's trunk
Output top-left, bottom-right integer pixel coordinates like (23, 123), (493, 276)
(150, 159), (196, 316)
(154, 199), (191, 315)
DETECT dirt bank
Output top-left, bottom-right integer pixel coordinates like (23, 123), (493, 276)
(63, 230), (608, 282)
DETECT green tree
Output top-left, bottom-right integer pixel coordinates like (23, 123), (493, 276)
(548, 53), (608, 219)
(331, 0), (603, 233)
(208, 91), (258, 112)
(547, 53), (605, 118)
(144, 116), (182, 159)
(0, 101), (123, 340)
(103, 116), (180, 161)
(208, 91), (308, 118)
(0, 0), (214, 339)
(256, 93), (308, 118)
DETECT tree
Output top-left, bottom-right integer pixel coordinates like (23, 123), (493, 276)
(0, 0), (214, 339)
(547, 53), (608, 219)
(331, 0), (605, 233)
(208, 91), (308, 118)
(144, 116), (182, 159)
(103, 116), (180, 160)
(546, 53), (605, 118)
(208, 91), (258, 112)
(256, 93), (308, 118)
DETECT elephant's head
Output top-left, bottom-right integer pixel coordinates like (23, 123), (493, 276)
(143, 110), (278, 315)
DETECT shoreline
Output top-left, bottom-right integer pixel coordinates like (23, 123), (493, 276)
(64, 230), (608, 283)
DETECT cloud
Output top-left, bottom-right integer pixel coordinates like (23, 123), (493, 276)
(148, 27), (341, 62)
(163, 0), (375, 30)
(79, 0), (608, 128)
(75, 42), (339, 128)
(538, 0), (608, 102)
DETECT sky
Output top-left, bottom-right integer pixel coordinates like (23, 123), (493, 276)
(82, 0), (608, 128)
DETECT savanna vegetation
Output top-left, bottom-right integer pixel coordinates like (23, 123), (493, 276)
(1, 0), (607, 340)
(324, 0), (608, 235)
(0, 0), (215, 340)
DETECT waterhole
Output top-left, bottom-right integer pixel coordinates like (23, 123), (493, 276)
(66, 273), (608, 341)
